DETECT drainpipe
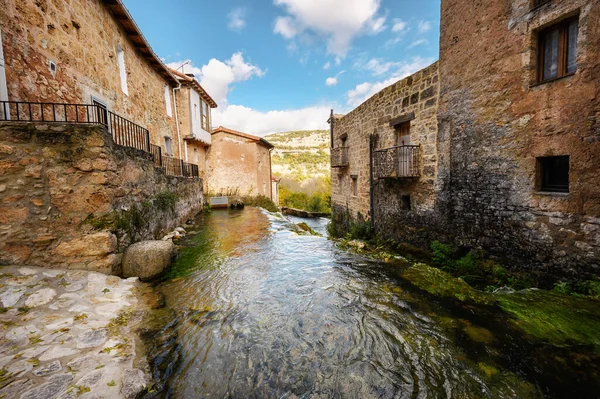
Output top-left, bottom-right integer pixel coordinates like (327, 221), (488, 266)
(369, 134), (376, 227)
(268, 147), (273, 200)
(329, 109), (334, 149)
(172, 83), (183, 161)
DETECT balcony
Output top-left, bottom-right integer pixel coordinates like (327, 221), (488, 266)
(374, 145), (420, 179)
(0, 101), (199, 178)
(331, 146), (349, 168)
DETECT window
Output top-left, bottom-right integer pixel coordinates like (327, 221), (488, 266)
(0, 30), (9, 119)
(117, 45), (128, 95)
(395, 121), (410, 146)
(164, 136), (173, 157)
(401, 195), (412, 210)
(201, 100), (209, 131)
(351, 175), (358, 196)
(338, 175), (344, 194)
(537, 156), (569, 193)
(193, 148), (199, 163)
(537, 17), (578, 83)
(164, 86), (172, 117)
(532, 0), (550, 8)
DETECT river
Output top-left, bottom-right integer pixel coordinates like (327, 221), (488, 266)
(149, 207), (598, 399)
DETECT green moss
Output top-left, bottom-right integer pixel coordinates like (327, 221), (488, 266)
(401, 263), (497, 306)
(297, 222), (321, 236)
(496, 290), (600, 346)
(241, 195), (279, 213)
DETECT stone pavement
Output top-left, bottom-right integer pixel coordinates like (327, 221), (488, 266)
(0, 266), (153, 398)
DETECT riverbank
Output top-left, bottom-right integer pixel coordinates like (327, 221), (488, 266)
(0, 266), (161, 398)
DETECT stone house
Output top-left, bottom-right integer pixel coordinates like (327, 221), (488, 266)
(331, 0), (600, 279)
(206, 126), (275, 199)
(169, 68), (218, 179)
(0, 0), (184, 160)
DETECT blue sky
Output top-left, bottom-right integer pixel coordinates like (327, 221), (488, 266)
(124, 0), (441, 135)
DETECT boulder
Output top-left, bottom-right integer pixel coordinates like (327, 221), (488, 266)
(122, 241), (175, 280)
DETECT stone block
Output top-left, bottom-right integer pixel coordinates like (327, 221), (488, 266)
(122, 240), (175, 280)
(54, 232), (117, 257)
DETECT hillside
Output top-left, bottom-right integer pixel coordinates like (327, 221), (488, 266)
(266, 130), (330, 185)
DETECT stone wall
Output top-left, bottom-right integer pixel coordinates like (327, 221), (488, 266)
(438, 0), (600, 277)
(0, 122), (204, 274)
(1, 0), (183, 159)
(331, 62), (440, 241)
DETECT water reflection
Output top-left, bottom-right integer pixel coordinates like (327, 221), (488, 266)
(158, 208), (541, 398)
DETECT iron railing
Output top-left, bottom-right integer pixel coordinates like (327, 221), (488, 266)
(374, 145), (420, 179)
(331, 147), (349, 168)
(0, 101), (200, 178)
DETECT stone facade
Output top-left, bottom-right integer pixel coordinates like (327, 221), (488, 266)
(0, 123), (204, 273)
(0, 0), (183, 159)
(331, 63), (440, 240)
(206, 127), (274, 199)
(331, 0), (600, 279)
(437, 0), (600, 276)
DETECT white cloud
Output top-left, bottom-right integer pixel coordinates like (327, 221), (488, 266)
(227, 8), (246, 31)
(391, 18), (407, 32)
(213, 105), (331, 136)
(168, 55), (331, 136)
(323, 61), (331, 70)
(325, 77), (338, 86)
(166, 52), (264, 106)
(272, 0), (385, 57)
(417, 20), (432, 34)
(407, 38), (428, 49)
(363, 58), (399, 76)
(274, 16), (299, 39)
(346, 57), (433, 107)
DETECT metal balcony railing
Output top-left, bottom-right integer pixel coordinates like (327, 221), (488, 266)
(331, 146), (349, 168)
(0, 101), (199, 178)
(373, 145), (420, 179)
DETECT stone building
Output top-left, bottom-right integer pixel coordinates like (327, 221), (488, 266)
(330, 63), (440, 229)
(0, 0), (183, 159)
(331, 0), (600, 279)
(169, 67), (218, 179)
(206, 127), (275, 199)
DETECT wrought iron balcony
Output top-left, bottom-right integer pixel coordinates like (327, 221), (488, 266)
(331, 146), (349, 168)
(374, 145), (420, 179)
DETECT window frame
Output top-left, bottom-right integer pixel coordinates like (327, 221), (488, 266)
(395, 121), (411, 146)
(164, 85), (172, 117)
(200, 99), (210, 131)
(164, 136), (173, 157)
(537, 16), (579, 84)
(117, 45), (129, 96)
(351, 175), (358, 196)
(536, 156), (570, 193)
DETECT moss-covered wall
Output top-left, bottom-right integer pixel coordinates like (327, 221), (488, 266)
(0, 122), (204, 274)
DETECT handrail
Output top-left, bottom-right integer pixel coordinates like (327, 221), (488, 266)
(0, 101), (200, 179)
(373, 144), (420, 179)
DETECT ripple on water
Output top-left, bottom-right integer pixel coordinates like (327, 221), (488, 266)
(156, 208), (543, 399)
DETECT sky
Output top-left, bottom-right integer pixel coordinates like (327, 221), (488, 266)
(123, 0), (441, 136)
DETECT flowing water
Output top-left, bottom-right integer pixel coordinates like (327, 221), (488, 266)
(151, 207), (598, 399)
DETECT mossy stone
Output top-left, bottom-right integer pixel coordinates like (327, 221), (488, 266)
(401, 263), (496, 306)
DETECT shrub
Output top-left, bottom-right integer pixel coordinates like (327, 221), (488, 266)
(242, 195), (279, 213)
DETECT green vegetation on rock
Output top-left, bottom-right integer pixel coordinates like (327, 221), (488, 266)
(401, 263), (497, 306)
(496, 289), (600, 346)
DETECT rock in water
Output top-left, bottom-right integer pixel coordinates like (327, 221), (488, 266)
(122, 241), (175, 281)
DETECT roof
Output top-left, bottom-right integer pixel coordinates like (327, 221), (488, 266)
(101, 0), (178, 86)
(169, 68), (218, 108)
(212, 126), (274, 149)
